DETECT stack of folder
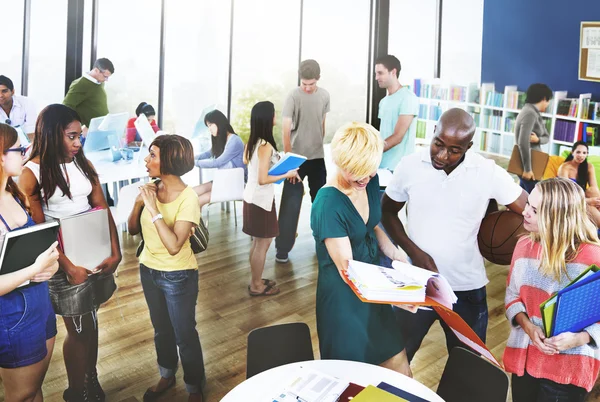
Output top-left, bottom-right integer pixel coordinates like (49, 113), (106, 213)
(348, 383), (432, 402)
(540, 265), (600, 337)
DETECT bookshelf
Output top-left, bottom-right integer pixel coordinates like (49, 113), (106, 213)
(413, 80), (600, 159)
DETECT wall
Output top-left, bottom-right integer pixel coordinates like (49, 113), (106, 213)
(481, 0), (600, 99)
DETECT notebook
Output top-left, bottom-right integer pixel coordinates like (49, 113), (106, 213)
(268, 153), (307, 184)
(552, 269), (600, 336)
(377, 382), (431, 402)
(47, 208), (111, 271)
(0, 221), (60, 275)
(507, 145), (549, 179)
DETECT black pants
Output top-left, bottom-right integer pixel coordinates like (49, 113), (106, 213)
(512, 371), (587, 402)
(275, 158), (326, 254)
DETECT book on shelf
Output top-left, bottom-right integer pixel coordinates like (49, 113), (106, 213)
(554, 120), (576, 143)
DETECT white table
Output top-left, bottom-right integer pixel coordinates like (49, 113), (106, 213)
(86, 150), (149, 185)
(221, 359), (444, 402)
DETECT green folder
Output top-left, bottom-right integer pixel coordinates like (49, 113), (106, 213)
(540, 265), (600, 337)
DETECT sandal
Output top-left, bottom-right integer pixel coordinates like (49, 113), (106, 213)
(262, 278), (276, 287)
(248, 284), (280, 297)
(143, 377), (176, 401)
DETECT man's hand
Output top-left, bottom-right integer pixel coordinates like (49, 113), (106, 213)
(409, 249), (439, 273)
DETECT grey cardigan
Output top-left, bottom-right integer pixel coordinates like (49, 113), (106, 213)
(514, 103), (550, 172)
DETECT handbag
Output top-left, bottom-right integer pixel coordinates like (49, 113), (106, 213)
(135, 216), (209, 257)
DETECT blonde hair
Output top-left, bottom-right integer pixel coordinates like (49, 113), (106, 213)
(331, 122), (383, 180)
(531, 178), (600, 280)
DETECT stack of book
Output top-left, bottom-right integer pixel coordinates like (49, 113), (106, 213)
(581, 99), (600, 121)
(505, 90), (526, 110)
(416, 120), (427, 139)
(583, 123), (600, 145)
(482, 110), (503, 130)
(557, 98), (579, 117)
(554, 120), (576, 142)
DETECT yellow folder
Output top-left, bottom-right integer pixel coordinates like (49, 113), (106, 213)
(351, 385), (408, 402)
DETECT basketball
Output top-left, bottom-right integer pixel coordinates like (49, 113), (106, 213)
(477, 210), (528, 265)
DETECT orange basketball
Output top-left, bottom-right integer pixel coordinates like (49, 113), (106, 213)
(477, 210), (528, 265)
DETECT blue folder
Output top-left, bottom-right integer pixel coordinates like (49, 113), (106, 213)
(268, 153), (307, 184)
(552, 269), (600, 336)
(377, 382), (430, 402)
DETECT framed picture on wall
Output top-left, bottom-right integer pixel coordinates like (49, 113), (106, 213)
(579, 21), (600, 82)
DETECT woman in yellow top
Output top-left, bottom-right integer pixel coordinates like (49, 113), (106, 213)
(128, 134), (204, 402)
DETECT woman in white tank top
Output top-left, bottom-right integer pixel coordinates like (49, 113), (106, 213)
(19, 104), (122, 402)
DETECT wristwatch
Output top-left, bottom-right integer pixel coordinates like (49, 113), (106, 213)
(151, 213), (163, 223)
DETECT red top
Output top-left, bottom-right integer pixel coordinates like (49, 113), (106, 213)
(126, 117), (160, 143)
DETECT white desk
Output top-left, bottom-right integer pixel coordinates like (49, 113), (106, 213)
(221, 360), (444, 402)
(86, 150), (149, 185)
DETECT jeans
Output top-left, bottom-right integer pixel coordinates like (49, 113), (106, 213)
(395, 286), (488, 362)
(519, 178), (538, 194)
(512, 371), (587, 402)
(140, 264), (206, 394)
(275, 158), (326, 254)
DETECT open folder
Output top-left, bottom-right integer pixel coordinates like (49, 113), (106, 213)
(344, 260), (501, 367)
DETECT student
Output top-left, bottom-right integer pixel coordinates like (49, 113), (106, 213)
(0, 123), (59, 402)
(275, 59), (330, 264)
(515, 83), (553, 193)
(381, 108), (528, 363)
(505, 178), (600, 402)
(557, 141), (600, 226)
(311, 122), (412, 376)
(374, 55), (419, 171)
(192, 110), (245, 209)
(128, 134), (205, 402)
(0, 75), (37, 139)
(19, 104), (122, 402)
(126, 102), (160, 144)
(243, 101), (299, 296)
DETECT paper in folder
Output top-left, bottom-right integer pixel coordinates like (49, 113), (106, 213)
(552, 267), (600, 336)
(268, 152), (307, 184)
(540, 265), (600, 337)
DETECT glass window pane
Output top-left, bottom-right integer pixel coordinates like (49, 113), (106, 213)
(230, 0), (301, 147)
(388, 0), (437, 86)
(28, 0), (68, 107)
(301, 0), (370, 142)
(82, 0), (94, 73)
(1, 0), (24, 94)
(162, 0), (231, 138)
(96, 0), (161, 116)
(440, 0), (484, 84)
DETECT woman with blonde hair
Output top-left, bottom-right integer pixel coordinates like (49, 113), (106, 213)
(505, 178), (600, 401)
(310, 122), (411, 376)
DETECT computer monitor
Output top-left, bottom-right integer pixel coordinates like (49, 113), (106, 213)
(191, 104), (218, 139)
(83, 112), (129, 153)
(134, 114), (158, 148)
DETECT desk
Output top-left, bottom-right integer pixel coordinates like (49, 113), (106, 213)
(221, 360), (444, 402)
(86, 150), (149, 185)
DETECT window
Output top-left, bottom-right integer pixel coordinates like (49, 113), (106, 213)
(96, 0), (161, 117)
(301, 0), (370, 142)
(229, 0), (301, 147)
(27, 0), (68, 107)
(388, 0), (437, 86)
(162, 0), (231, 140)
(1, 0), (24, 94)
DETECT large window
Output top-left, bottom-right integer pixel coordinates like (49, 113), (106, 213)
(301, 0), (370, 142)
(229, 0), (301, 147)
(388, 0), (437, 87)
(1, 0), (24, 94)
(96, 0), (161, 116)
(162, 0), (231, 139)
(440, 0), (484, 84)
(27, 0), (68, 108)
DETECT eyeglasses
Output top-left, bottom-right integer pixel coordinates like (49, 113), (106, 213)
(100, 70), (111, 81)
(6, 146), (27, 156)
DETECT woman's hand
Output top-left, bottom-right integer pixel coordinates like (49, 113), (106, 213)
(92, 253), (121, 275)
(66, 265), (89, 285)
(544, 331), (591, 352)
(30, 242), (60, 282)
(393, 303), (419, 314)
(285, 169), (301, 184)
(523, 321), (557, 355)
(586, 197), (600, 209)
(139, 183), (159, 215)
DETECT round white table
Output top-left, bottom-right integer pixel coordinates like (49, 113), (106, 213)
(221, 359), (444, 401)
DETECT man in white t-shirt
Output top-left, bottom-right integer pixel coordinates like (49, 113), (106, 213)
(381, 108), (527, 362)
(0, 75), (37, 138)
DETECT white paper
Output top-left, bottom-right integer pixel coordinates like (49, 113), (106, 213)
(263, 368), (348, 402)
(583, 27), (600, 49)
(586, 49), (600, 79)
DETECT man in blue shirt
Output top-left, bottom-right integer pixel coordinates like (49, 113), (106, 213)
(375, 55), (419, 171)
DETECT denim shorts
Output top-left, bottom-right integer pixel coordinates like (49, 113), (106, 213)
(0, 282), (57, 368)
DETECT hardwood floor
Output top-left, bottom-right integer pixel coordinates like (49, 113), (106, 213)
(1, 187), (599, 401)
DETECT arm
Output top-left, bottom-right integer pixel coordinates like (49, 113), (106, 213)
(516, 113), (536, 174)
(127, 194), (144, 236)
(23, 97), (37, 135)
(538, 116), (550, 145)
(0, 242), (59, 296)
(257, 143), (298, 185)
(282, 117), (293, 153)
(323, 236), (354, 284)
(242, 144), (248, 165)
(322, 115), (327, 139)
(381, 194), (438, 272)
(62, 82), (87, 110)
(194, 149), (212, 164)
(383, 115), (415, 152)
(557, 163), (568, 179)
(374, 225), (406, 262)
(505, 190), (528, 214)
(196, 136), (242, 169)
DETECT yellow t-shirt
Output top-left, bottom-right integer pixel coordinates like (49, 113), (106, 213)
(139, 186), (200, 271)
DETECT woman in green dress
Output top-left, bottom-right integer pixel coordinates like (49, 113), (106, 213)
(311, 122), (412, 376)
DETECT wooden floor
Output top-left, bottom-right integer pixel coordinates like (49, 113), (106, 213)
(1, 190), (600, 401)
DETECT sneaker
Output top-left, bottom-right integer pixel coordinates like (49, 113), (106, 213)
(275, 251), (289, 263)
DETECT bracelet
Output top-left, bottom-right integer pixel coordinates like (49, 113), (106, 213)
(151, 213), (163, 223)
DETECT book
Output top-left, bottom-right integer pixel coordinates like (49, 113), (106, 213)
(377, 382), (431, 402)
(338, 383), (365, 401)
(268, 152), (307, 184)
(47, 208), (111, 272)
(352, 385), (408, 402)
(0, 221), (60, 278)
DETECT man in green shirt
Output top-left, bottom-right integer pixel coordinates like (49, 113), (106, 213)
(63, 58), (114, 128)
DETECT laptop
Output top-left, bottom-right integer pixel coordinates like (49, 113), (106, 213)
(83, 112), (129, 153)
(134, 114), (158, 148)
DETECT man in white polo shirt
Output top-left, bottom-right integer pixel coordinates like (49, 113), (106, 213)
(0, 75), (37, 139)
(381, 108), (527, 362)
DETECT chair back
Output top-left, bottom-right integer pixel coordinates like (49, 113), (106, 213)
(210, 168), (244, 203)
(246, 322), (314, 379)
(115, 181), (144, 225)
(437, 347), (509, 402)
